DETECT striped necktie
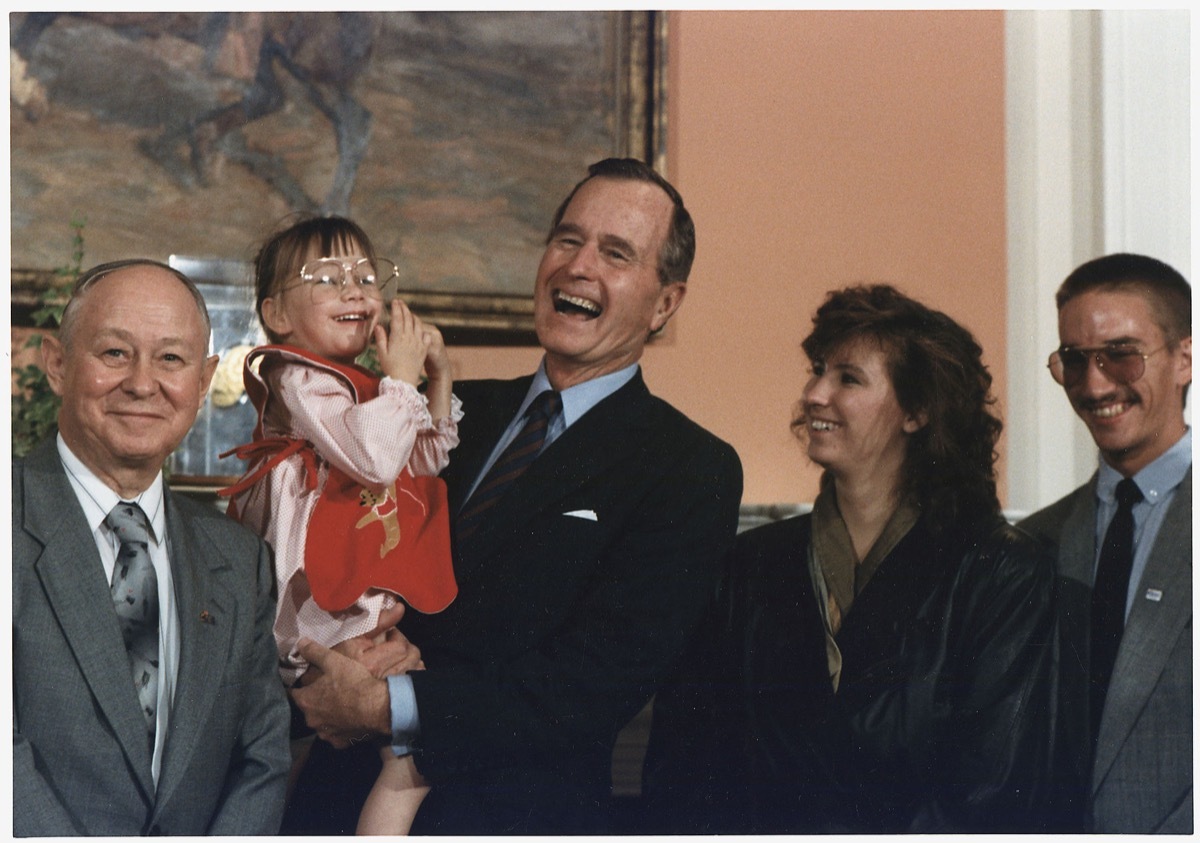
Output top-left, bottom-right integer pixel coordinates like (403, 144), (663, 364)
(457, 390), (562, 540)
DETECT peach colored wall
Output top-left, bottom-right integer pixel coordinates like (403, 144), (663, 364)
(381, 10), (1009, 506)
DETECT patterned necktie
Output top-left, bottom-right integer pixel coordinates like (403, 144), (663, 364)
(106, 502), (159, 740)
(457, 390), (562, 540)
(1089, 477), (1143, 743)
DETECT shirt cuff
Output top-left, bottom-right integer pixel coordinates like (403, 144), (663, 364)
(387, 673), (421, 756)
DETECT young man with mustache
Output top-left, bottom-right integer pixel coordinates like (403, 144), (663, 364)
(1022, 253), (1192, 833)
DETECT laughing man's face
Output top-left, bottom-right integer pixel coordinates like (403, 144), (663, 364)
(533, 176), (685, 390)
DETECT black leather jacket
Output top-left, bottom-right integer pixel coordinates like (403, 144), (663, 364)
(644, 512), (1058, 833)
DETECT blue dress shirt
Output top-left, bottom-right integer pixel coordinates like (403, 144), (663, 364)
(1093, 427), (1191, 621)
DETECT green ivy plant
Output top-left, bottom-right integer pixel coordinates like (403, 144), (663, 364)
(11, 218), (86, 458)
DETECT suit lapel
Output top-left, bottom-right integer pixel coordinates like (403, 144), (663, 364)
(442, 377), (531, 513)
(1045, 482), (1098, 799)
(1094, 469), (1192, 787)
(1057, 480), (1098, 587)
(451, 374), (653, 567)
(23, 442), (156, 798)
(154, 495), (235, 810)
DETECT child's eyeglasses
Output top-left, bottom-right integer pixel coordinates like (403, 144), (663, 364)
(282, 257), (399, 302)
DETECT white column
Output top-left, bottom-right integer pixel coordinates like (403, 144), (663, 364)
(1005, 10), (1102, 515)
(1100, 10), (1191, 272)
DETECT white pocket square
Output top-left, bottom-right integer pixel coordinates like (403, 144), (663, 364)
(563, 509), (598, 521)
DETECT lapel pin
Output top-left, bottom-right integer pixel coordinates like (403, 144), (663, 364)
(1145, 588), (1163, 602)
(199, 610), (215, 624)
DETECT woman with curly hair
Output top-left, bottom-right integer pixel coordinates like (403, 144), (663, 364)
(643, 284), (1058, 833)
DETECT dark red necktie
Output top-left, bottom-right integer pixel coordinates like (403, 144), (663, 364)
(456, 390), (561, 540)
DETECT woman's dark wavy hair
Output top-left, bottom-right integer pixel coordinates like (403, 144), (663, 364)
(253, 214), (380, 343)
(792, 284), (1004, 539)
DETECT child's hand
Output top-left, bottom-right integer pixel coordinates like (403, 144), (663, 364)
(422, 324), (454, 423)
(423, 325), (451, 382)
(374, 299), (429, 386)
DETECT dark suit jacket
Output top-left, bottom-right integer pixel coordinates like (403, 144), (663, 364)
(1021, 468), (1192, 833)
(13, 437), (292, 836)
(394, 370), (743, 833)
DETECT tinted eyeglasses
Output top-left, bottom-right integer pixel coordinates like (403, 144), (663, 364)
(1047, 344), (1167, 388)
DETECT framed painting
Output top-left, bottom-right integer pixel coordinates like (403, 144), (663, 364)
(10, 10), (667, 343)
(10, 10), (666, 483)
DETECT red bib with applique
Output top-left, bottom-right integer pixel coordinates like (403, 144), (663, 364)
(220, 345), (457, 614)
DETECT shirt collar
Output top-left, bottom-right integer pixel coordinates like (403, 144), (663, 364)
(1097, 427), (1191, 507)
(524, 358), (639, 429)
(57, 433), (166, 543)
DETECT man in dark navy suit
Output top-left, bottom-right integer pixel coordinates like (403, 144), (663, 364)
(290, 159), (744, 834)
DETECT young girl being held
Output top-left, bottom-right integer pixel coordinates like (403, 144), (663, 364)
(221, 215), (460, 834)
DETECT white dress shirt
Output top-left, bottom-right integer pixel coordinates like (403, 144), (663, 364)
(57, 434), (179, 788)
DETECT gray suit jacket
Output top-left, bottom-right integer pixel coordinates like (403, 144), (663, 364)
(13, 437), (291, 836)
(1021, 467), (1192, 833)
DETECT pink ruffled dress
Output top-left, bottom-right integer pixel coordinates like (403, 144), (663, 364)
(221, 345), (462, 686)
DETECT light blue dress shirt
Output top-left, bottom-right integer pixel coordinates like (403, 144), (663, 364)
(1093, 427), (1191, 621)
(387, 359), (640, 753)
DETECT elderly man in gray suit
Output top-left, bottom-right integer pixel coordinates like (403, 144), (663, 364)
(1022, 253), (1191, 833)
(13, 259), (291, 835)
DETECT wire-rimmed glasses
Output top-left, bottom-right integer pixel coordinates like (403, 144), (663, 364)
(281, 257), (399, 303)
(1047, 343), (1167, 388)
